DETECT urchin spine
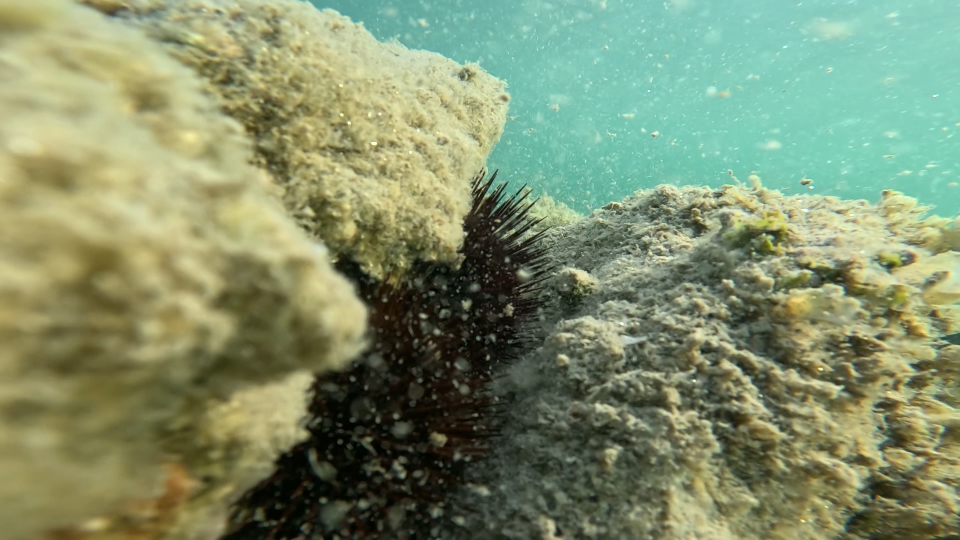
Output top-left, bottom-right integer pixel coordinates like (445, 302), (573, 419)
(222, 170), (551, 539)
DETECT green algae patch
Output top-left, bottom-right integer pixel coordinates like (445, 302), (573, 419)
(877, 251), (905, 269)
(777, 269), (813, 291)
(876, 249), (919, 270)
(883, 283), (912, 309)
(723, 210), (791, 255)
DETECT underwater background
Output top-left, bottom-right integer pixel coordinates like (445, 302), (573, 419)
(8, 0), (960, 536)
(315, 0), (960, 214)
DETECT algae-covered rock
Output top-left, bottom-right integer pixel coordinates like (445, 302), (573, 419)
(0, 1), (366, 537)
(457, 184), (960, 540)
(85, 0), (511, 278)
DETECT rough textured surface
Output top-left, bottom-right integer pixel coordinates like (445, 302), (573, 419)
(223, 171), (553, 540)
(160, 371), (319, 540)
(454, 184), (960, 540)
(0, 1), (366, 538)
(86, 0), (511, 278)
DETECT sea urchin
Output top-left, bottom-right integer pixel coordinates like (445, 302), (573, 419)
(222, 170), (552, 539)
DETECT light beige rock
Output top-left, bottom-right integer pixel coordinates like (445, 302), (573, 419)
(0, 1), (365, 537)
(88, 0), (511, 278)
(460, 185), (960, 540)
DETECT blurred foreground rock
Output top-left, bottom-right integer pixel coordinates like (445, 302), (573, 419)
(0, 0), (368, 537)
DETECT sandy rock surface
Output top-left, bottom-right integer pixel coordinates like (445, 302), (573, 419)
(458, 184), (960, 540)
(87, 0), (511, 278)
(0, 1), (366, 537)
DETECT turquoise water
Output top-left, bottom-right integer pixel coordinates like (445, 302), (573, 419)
(313, 0), (960, 216)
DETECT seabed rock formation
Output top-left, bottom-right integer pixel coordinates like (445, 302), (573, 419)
(84, 0), (511, 279)
(457, 184), (960, 540)
(3, 0), (960, 538)
(0, 0), (509, 538)
(0, 1), (369, 537)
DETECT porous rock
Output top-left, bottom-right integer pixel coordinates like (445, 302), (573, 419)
(458, 184), (960, 540)
(0, 1), (365, 537)
(86, 0), (511, 278)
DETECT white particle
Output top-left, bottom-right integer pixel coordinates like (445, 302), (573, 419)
(306, 448), (338, 481)
(391, 421), (413, 439)
(429, 432), (449, 447)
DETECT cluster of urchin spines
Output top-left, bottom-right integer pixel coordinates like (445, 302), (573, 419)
(222, 169), (551, 539)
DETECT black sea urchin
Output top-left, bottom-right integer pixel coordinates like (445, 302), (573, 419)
(222, 170), (552, 539)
